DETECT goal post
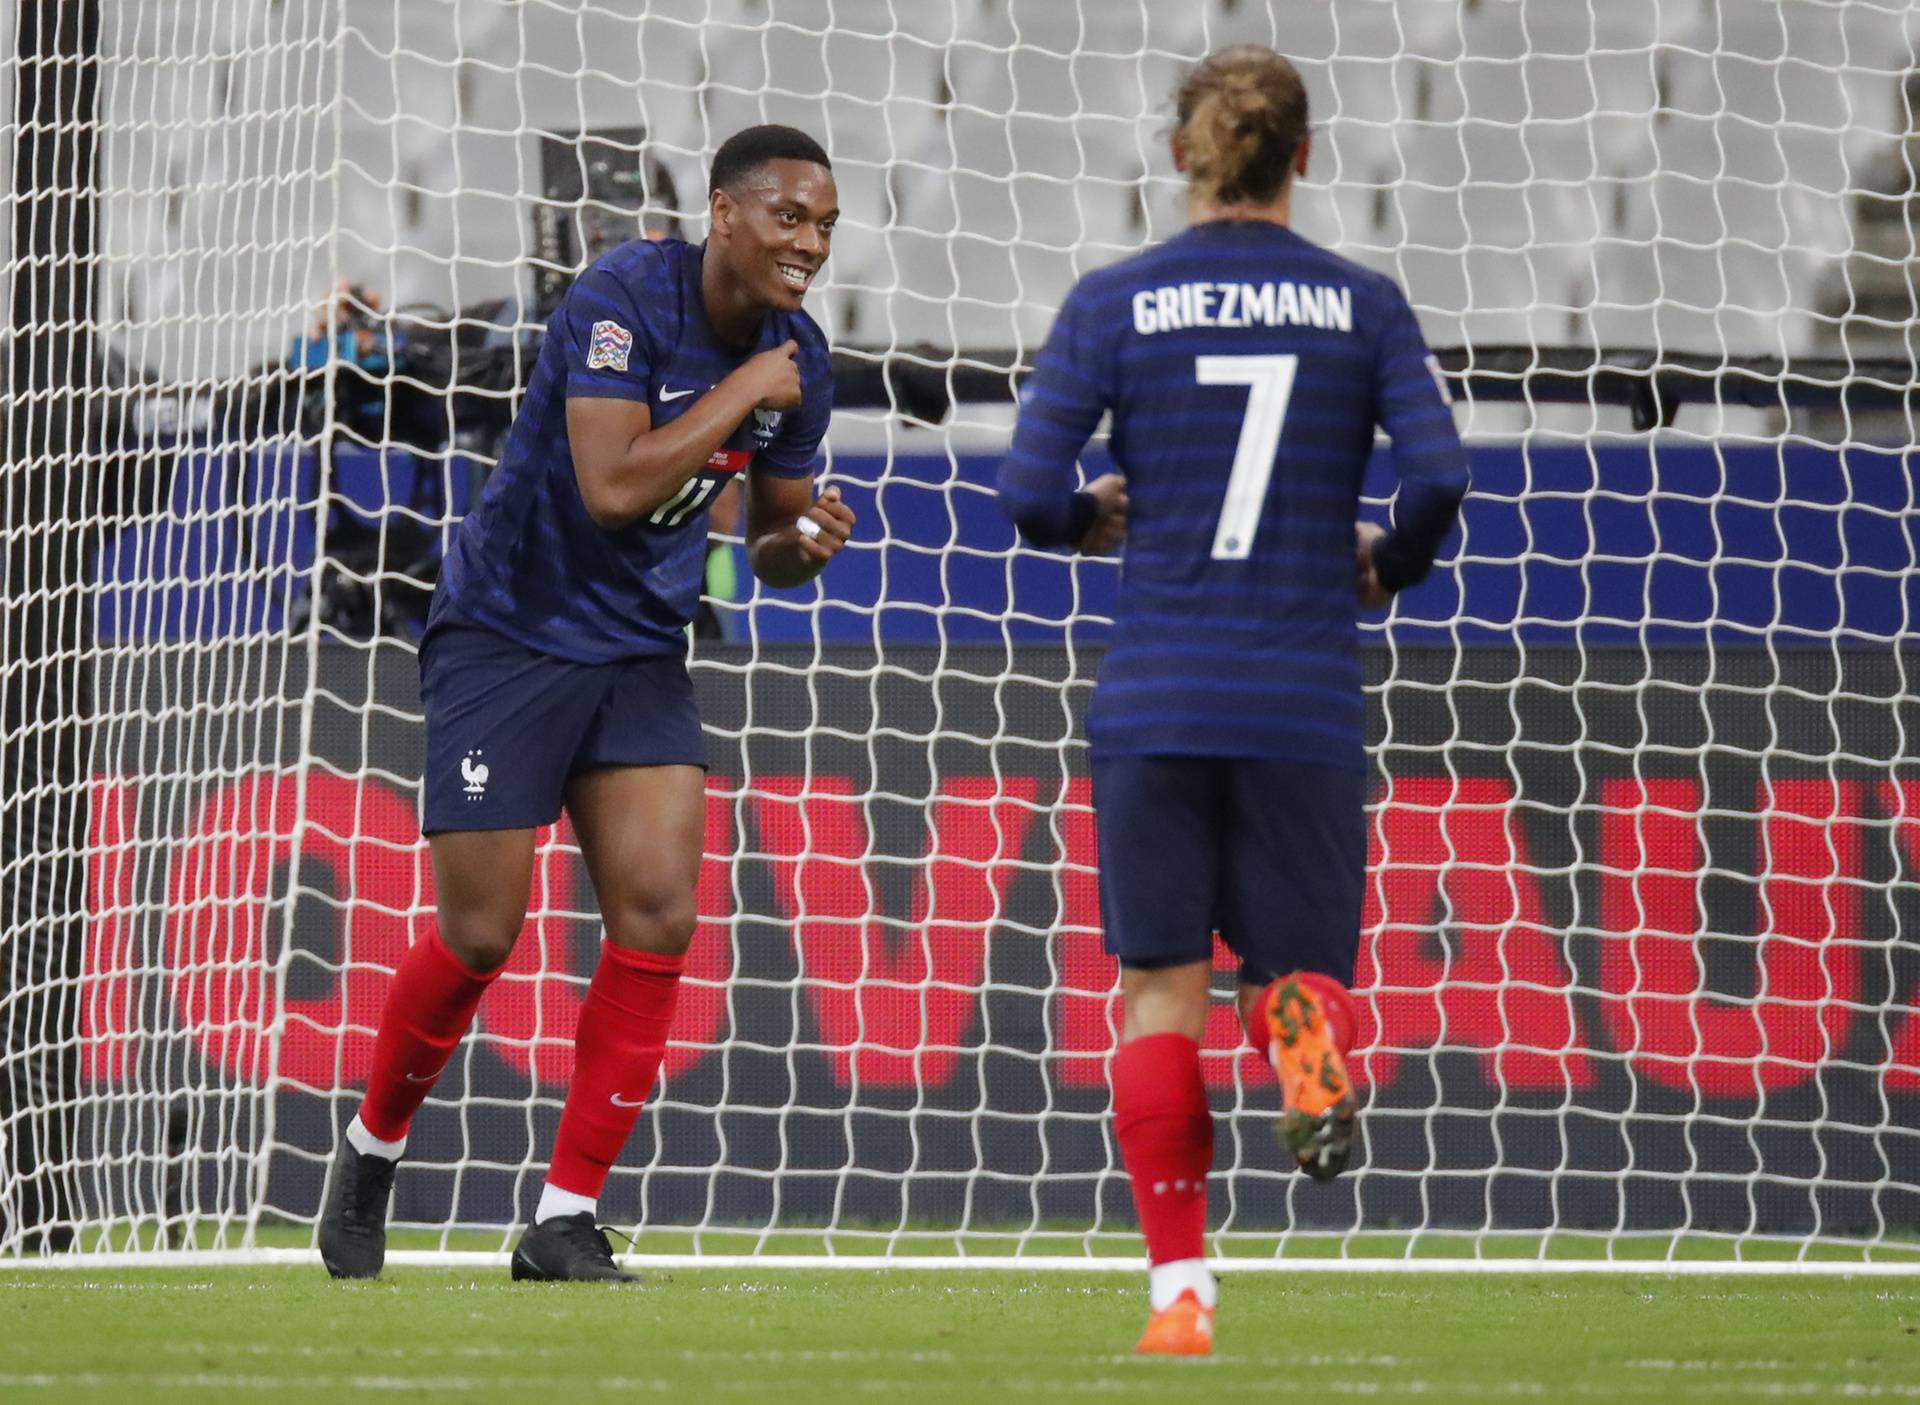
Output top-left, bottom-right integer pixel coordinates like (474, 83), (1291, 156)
(4, 0), (1919, 1270)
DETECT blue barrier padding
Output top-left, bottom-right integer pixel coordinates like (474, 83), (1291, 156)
(93, 445), (473, 642)
(753, 439), (1916, 646)
(93, 446), (306, 640)
(1365, 440), (1918, 645)
(96, 439), (1916, 645)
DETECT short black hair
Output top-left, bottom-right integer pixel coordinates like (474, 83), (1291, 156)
(708, 124), (831, 196)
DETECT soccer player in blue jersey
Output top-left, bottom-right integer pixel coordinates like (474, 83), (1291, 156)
(998, 47), (1468, 1353)
(319, 125), (852, 1284)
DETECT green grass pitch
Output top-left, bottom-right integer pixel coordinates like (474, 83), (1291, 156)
(5, 1266), (1919, 1403)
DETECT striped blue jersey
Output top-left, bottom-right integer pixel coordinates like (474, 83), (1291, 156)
(431, 237), (832, 661)
(998, 220), (1469, 767)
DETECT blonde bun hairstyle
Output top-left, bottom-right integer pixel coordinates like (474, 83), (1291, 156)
(1176, 45), (1310, 207)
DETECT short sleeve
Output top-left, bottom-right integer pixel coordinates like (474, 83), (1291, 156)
(753, 336), (834, 479)
(561, 260), (659, 403)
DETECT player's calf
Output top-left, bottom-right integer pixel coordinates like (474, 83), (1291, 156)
(1255, 972), (1358, 1182)
(1111, 1027), (1219, 1356)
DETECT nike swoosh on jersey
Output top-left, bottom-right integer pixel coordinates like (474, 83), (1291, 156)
(610, 1092), (648, 1107)
(657, 386), (701, 401)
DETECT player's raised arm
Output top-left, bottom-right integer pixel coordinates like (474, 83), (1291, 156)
(740, 318), (849, 586)
(567, 339), (802, 530)
(741, 359), (852, 587)
(1360, 288), (1471, 597)
(997, 288), (1128, 552)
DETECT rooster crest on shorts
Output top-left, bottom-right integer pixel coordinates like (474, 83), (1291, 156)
(460, 750), (488, 799)
(586, 319), (632, 372)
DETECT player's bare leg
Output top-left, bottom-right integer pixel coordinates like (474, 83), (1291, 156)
(510, 763), (705, 1285)
(1239, 971), (1359, 1181)
(1117, 961), (1217, 1356)
(320, 828), (536, 1279)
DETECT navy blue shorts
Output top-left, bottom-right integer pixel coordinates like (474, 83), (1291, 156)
(1092, 754), (1366, 987)
(419, 623), (706, 835)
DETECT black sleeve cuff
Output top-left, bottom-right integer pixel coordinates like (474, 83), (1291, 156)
(1065, 489), (1099, 546)
(1372, 531), (1432, 594)
(1004, 487), (1099, 550)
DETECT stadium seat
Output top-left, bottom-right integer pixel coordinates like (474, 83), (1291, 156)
(91, 0), (1912, 410)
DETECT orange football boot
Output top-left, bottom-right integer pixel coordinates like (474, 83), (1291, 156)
(1134, 1289), (1215, 1356)
(1264, 975), (1357, 1181)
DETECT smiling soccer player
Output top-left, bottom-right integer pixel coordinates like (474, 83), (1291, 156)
(318, 124), (853, 1284)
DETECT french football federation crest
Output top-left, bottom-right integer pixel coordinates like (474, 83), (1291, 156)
(587, 320), (633, 372)
(751, 407), (784, 439)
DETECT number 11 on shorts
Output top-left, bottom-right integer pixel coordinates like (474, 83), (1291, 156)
(1198, 353), (1298, 560)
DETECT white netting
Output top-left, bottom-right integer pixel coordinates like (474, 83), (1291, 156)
(3, 0), (1919, 1265)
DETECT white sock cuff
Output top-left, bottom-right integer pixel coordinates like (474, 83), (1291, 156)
(535, 1182), (599, 1225)
(346, 1114), (406, 1162)
(1148, 1257), (1218, 1312)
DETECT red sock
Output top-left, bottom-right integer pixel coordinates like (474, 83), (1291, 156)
(359, 930), (499, 1142)
(1111, 1032), (1213, 1267)
(546, 941), (685, 1199)
(1242, 972), (1358, 1056)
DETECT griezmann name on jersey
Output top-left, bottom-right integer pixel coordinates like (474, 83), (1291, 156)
(431, 237), (833, 663)
(998, 220), (1469, 770)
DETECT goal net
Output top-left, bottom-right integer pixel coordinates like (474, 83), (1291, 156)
(4, 0), (1919, 1267)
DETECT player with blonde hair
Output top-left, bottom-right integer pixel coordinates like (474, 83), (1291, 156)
(1000, 46), (1468, 1354)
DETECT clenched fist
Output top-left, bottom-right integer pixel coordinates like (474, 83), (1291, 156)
(1079, 473), (1128, 555)
(1355, 520), (1392, 610)
(744, 340), (804, 410)
(796, 484), (855, 564)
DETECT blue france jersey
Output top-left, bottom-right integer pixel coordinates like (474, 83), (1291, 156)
(998, 220), (1469, 768)
(431, 238), (832, 661)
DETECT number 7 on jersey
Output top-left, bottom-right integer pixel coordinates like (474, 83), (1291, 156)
(1198, 353), (1298, 561)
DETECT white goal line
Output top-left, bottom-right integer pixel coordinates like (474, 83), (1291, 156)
(4, 1251), (1917, 1277)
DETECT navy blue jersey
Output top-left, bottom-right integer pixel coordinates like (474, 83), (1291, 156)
(998, 220), (1468, 767)
(432, 237), (832, 661)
